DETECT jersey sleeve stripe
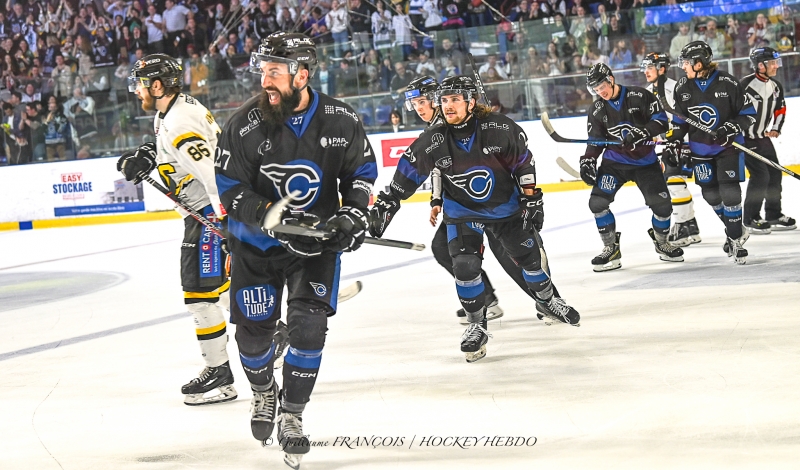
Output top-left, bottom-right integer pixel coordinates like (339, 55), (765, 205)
(173, 132), (206, 149)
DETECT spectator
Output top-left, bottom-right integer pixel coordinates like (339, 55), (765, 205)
(304, 7), (329, 45)
(670, 22), (692, 60)
(392, 4), (414, 61)
(422, 0), (443, 32)
(63, 86), (97, 141)
(50, 54), (73, 98)
(522, 46), (546, 77)
(2, 101), (28, 165)
(179, 18), (208, 58)
(640, 9), (664, 55)
(770, 9), (795, 51)
(82, 68), (109, 93)
(350, 0), (373, 55)
(145, 4), (165, 54)
(276, 7), (296, 32)
(21, 82), (40, 103)
(561, 35), (579, 58)
(390, 61), (416, 93)
(439, 38), (465, 74)
(312, 60), (337, 96)
(694, 19), (726, 58)
(335, 59), (358, 96)
(726, 16), (750, 59)
(22, 102), (44, 161)
(371, 1), (392, 51)
(439, 56), (460, 80)
(254, 0), (279, 41)
(468, 0), (490, 28)
(568, 6), (597, 43)
(188, 51), (210, 99)
(479, 54), (509, 80)
(416, 52), (437, 76)
(129, 25), (147, 63)
(748, 13), (770, 48)
(545, 41), (565, 76)
(582, 46), (609, 67)
(163, 0), (191, 56)
(389, 109), (403, 132)
(608, 38), (632, 69)
(530, 1), (550, 21)
(327, 0), (350, 58)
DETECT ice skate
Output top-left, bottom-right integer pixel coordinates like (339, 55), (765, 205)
(648, 228), (684, 262)
(250, 378), (279, 441)
(592, 232), (622, 272)
(457, 295), (504, 324)
(744, 218), (771, 235)
(685, 218), (702, 244)
(767, 215), (796, 231)
(535, 295), (580, 326)
(181, 361), (237, 406)
(667, 222), (692, 247)
(273, 321), (289, 369)
(460, 318), (491, 363)
(726, 234), (749, 265)
(278, 410), (310, 469)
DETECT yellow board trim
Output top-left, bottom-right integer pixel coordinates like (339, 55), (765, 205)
(184, 291), (220, 299)
(196, 321), (226, 336)
(172, 132), (204, 149)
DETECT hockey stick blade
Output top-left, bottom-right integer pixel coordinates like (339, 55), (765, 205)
(264, 191), (427, 251)
(139, 174), (225, 238)
(541, 112), (627, 146)
(556, 157), (581, 179)
(338, 281), (362, 302)
(656, 76), (800, 181)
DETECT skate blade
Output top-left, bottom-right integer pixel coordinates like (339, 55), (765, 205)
(769, 225), (796, 231)
(658, 254), (684, 262)
(284, 453), (303, 470)
(689, 235), (702, 244)
(274, 357), (285, 369)
(536, 313), (554, 326)
(734, 257), (747, 265)
(669, 238), (692, 247)
(183, 385), (237, 406)
(745, 227), (771, 235)
(592, 259), (621, 272)
(464, 345), (487, 363)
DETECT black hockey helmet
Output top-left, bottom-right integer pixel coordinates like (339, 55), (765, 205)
(250, 32), (318, 87)
(750, 46), (781, 71)
(128, 53), (183, 93)
(679, 41), (713, 68)
(586, 63), (613, 95)
(404, 76), (439, 111)
(640, 52), (670, 72)
(435, 75), (477, 105)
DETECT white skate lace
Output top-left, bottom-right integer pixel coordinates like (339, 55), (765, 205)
(600, 244), (615, 257)
(547, 297), (573, 319)
(252, 387), (276, 421)
(460, 322), (492, 342)
(281, 413), (304, 439)
(190, 367), (212, 385)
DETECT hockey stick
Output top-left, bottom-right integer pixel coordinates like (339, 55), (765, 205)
(556, 157), (581, 179)
(467, 53), (489, 106)
(656, 76), (800, 181)
(542, 111), (637, 146)
(264, 191), (427, 251)
(139, 174), (226, 239)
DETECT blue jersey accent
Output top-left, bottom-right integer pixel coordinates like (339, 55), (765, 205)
(285, 89), (319, 138)
(652, 110), (669, 123)
(350, 162), (378, 181)
(216, 173), (242, 196)
(689, 133), (744, 157)
(607, 86), (626, 111)
(228, 218), (282, 251)
(455, 130), (476, 152)
(330, 253), (341, 310)
(446, 222), (484, 242)
(397, 158), (428, 186)
(694, 71), (719, 93)
(239, 343), (276, 369)
(285, 347), (323, 369)
(443, 189), (519, 221)
(602, 148), (658, 166)
(511, 151), (531, 172)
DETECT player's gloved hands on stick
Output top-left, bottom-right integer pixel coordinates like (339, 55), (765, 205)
(519, 188), (544, 232)
(325, 206), (368, 252)
(714, 121), (742, 146)
(579, 155), (597, 186)
(661, 140), (681, 167)
(368, 191), (400, 238)
(622, 127), (651, 149)
(262, 209), (324, 258)
(116, 142), (157, 184)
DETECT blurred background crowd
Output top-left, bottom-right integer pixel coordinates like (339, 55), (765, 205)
(0, 0), (798, 164)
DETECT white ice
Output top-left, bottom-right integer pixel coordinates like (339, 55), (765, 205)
(2, 183), (800, 470)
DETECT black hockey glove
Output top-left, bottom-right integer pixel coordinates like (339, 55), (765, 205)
(116, 142), (157, 184)
(325, 206), (368, 253)
(263, 210), (324, 258)
(622, 127), (651, 149)
(368, 191), (401, 238)
(714, 122), (742, 147)
(519, 188), (544, 233)
(579, 155), (597, 186)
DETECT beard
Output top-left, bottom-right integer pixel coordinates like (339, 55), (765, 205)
(139, 91), (156, 112)
(258, 86), (302, 131)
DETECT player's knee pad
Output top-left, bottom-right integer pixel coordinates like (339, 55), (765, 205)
(285, 299), (329, 351)
(718, 181), (742, 207)
(700, 185), (722, 207)
(667, 176), (691, 200)
(235, 321), (277, 365)
(650, 200), (672, 220)
(451, 253), (482, 282)
(510, 250), (540, 272)
(588, 195), (611, 215)
(430, 225), (454, 274)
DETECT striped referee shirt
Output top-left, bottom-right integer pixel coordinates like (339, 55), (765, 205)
(740, 73), (786, 139)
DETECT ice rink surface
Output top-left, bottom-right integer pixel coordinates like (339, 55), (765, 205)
(2, 182), (800, 470)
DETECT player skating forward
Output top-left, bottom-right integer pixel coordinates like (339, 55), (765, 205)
(668, 41), (757, 264)
(641, 52), (702, 246)
(381, 75), (579, 363)
(740, 47), (796, 234)
(214, 32), (377, 469)
(580, 63), (683, 272)
(117, 54), (236, 406)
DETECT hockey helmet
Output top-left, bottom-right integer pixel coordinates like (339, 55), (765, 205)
(640, 52), (670, 72)
(435, 75), (477, 105)
(749, 46), (781, 71)
(679, 41), (713, 68)
(250, 32), (318, 82)
(128, 53), (183, 92)
(404, 76), (439, 111)
(586, 63), (613, 96)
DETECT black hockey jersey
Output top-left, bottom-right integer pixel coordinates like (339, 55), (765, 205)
(672, 70), (756, 157)
(389, 113), (535, 223)
(585, 85), (668, 166)
(740, 73), (786, 139)
(215, 89), (377, 251)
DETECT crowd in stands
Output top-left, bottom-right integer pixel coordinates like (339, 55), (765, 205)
(0, 0), (797, 164)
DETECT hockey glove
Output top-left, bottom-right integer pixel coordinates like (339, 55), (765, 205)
(714, 122), (742, 147)
(368, 191), (401, 238)
(263, 210), (324, 258)
(116, 142), (157, 184)
(622, 127), (651, 149)
(579, 155), (597, 186)
(519, 188), (544, 233)
(325, 206), (368, 253)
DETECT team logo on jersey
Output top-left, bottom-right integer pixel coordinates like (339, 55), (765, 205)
(607, 123), (637, 142)
(309, 282), (327, 297)
(627, 108), (640, 113)
(258, 140), (272, 155)
(659, 192), (668, 199)
(446, 167), (494, 202)
(681, 93), (691, 101)
(598, 174), (618, 194)
(236, 284), (277, 321)
(715, 91), (728, 98)
(425, 133), (444, 154)
(483, 146), (502, 154)
(687, 104), (719, 129)
(240, 108), (263, 136)
(694, 162), (713, 183)
(435, 156), (452, 169)
(320, 136), (349, 148)
(521, 238), (535, 248)
(481, 122), (510, 131)
(725, 170), (735, 178)
(260, 159), (322, 210)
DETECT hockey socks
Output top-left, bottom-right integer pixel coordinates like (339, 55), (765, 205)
(723, 204), (745, 240)
(594, 209), (616, 235)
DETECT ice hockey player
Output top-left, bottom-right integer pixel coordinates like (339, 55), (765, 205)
(379, 75), (580, 363)
(581, 63), (683, 272)
(640, 52), (702, 246)
(214, 32), (377, 469)
(740, 47), (796, 234)
(668, 41), (757, 264)
(117, 54), (236, 406)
